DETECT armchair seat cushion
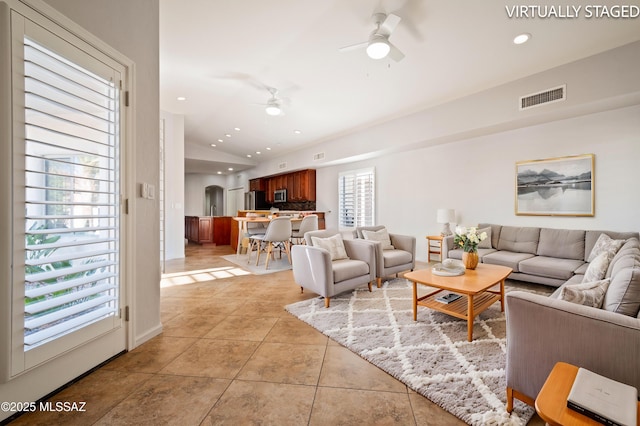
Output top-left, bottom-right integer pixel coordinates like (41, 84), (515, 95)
(383, 249), (412, 268)
(332, 259), (370, 283)
(482, 251), (535, 272)
(518, 256), (585, 280)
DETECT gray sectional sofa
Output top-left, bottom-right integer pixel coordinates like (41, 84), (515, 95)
(442, 223), (639, 287)
(442, 224), (640, 414)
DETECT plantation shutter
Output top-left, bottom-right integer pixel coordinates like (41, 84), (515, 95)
(338, 168), (375, 229)
(22, 36), (120, 349)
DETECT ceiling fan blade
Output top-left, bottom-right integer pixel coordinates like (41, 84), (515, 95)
(388, 43), (405, 62)
(381, 13), (401, 34)
(338, 41), (368, 52)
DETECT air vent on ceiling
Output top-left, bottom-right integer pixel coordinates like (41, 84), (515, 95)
(278, 162), (287, 170)
(519, 85), (566, 111)
(313, 152), (325, 161)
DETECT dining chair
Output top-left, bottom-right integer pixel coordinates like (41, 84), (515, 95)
(291, 214), (318, 245)
(248, 216), (292, 269)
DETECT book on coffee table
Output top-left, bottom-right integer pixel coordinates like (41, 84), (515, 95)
(567, 367), (638, 426)
(435, 293), (462, 304)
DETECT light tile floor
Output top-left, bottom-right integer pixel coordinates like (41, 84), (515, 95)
(9, 244), (544, 425)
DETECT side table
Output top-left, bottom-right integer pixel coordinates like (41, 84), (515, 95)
(426, 235), (443, 263)
(535, 362), (640, 426)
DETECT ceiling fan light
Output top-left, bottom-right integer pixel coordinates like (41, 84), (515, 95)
(265, 104), (281, 116)
(366, 36), (390, 59)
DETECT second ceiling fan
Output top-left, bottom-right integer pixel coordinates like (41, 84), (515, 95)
(339, 12), (405, 62)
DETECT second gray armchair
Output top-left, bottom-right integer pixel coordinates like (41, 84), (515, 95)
(291, 229), (376, 307)
(355, 225), (416, 287)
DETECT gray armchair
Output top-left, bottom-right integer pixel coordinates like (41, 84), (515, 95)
(354, 226), (416, 287)
(291, 230), (376, 308)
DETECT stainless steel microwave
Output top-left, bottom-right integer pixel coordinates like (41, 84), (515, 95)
(274, 189), (287, 203)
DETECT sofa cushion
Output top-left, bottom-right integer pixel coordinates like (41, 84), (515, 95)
(519, 256), (585, 280)
(448, 248), (497, 261)
(382, 249), (412, 268)
(537, 228), (585, 260)
(574, 263), (589, 275)
(585, 231), (638, 261)
(332, 258), (370, 283)
(582, 252), (611, 283)
(478, 223), (502, 250)
(602, 266), (640, 317)
(478, 227), (492, 249)
(482, 251), (535, 272)
(362, 227), (394, 250)
(587, 233), (624, 262)
(607, 238), (640, 278)
(558, 278), (611, 308)
(497, 226), (540, 254)
(311, 234), (348, 261)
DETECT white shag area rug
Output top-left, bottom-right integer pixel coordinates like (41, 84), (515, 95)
(285, 278), (544, 426)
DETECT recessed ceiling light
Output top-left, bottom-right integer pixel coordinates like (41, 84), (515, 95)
(256, 151), (261, 155)
(294, 129), (302, 134)
(234, 127), (240, 131)
(513, 33), (531, 45)
(246, 154), (252, 158)
(210, 144), (216, 147)
(177, 96), (186, 101)
(217, 171), (222, 174)
(266, 147), (272, 151)
(217, 139), (223, 143)
(228, 167), (233, 171)
(225, 134), (231, 138)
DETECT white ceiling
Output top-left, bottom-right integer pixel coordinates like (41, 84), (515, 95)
(159, 0), (640, 174)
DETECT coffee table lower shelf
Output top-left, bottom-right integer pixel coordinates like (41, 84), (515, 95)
(417, 290), (500, 321)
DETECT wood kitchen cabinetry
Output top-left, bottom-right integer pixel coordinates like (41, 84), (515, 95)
(185, 216), (231, 245)
(249, 178), (266, 192)
(262, 169), (316, 203)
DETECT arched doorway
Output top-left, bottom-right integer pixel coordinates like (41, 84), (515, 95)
(204, 185), (224, 216)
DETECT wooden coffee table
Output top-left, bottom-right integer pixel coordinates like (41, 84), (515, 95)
(404, 263), (512, 341)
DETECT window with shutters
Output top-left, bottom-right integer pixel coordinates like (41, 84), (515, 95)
(338, 168), (375, 229)
(22, 36), (121, 350)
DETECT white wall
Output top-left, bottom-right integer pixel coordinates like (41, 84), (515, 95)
(185, 173), (232, 216)
(161, 111), (185, 260)
(316, 105), (640, 261)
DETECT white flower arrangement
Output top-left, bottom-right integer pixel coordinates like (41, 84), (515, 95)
(454, 226), (488, 253)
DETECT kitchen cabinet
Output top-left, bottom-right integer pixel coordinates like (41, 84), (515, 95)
(258, 169), (316, 203)
(249, 178), (266, 192)
(185, 216), (232, 245)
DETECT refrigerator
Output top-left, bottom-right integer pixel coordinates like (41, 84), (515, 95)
(244, 191), (269, 210)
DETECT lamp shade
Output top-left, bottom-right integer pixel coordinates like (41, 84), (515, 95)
(436, 209), (455, 224)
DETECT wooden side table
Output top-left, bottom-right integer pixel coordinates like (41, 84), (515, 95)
(535, 362), (640, 426)
(426, 235), (444, 263)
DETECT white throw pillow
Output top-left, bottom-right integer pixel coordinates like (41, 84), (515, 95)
(311, 234), (348, 260)
(362, 228), (394, 250)
(559, 278), (611, 308)
(588, 233), (624, 262)
(582, 252), (611, 283)
(478, 227), (492, 249)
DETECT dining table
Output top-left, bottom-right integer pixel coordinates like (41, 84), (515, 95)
(232, 216), (302, 255)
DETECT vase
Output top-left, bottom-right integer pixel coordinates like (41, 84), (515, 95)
(462, 251), (479, 270)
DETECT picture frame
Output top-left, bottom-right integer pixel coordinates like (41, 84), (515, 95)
(515, 154), (594, 216)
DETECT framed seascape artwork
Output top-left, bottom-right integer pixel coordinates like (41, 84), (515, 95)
(515, 154), (594, 216)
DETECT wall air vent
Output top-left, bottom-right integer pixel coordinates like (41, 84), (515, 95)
(278, 162), (287, 170)
(519, 85), (566, 111)
(313, 152), (325, 161)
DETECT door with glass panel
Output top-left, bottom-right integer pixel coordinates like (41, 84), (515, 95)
(10, 14), (127, 373)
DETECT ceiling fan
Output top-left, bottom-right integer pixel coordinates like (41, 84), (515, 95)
(339, 12), (405, 61)
(257, 87), (284, 116)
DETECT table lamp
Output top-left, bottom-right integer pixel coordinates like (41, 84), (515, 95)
(437, 209), (455, 236)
